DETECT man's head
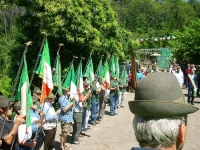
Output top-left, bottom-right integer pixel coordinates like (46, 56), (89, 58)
(191, 68), (195, 74)
(33, 87), (41, 100)
(128, 72), (198, 150)
(46, 92), (55, 104)
(14, 102), (21, 115)
(62, 86), (70, 97)
(177, 65), (181, 72)
(0, 96), (14, 117)
(83, 81), (90, 90)
(152, 65), (156, 70)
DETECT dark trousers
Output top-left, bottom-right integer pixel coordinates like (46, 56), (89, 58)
(197, 81), (200, 96)
(82, 107), (87, 127)
(188, 88), (194, 103)
(72, 112), (82, 141)
(98, 97), (106, 119)
(31, 130), (45, 150)
(43, 127), (57, 150)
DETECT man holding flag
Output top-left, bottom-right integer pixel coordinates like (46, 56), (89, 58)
(58, 87), (73, 150)
(40, 92), (61, 150)
(0, 96), (23, 150)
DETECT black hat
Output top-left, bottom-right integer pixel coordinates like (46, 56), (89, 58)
(128, 72), (199, 117)
(0, 96), (14, 108)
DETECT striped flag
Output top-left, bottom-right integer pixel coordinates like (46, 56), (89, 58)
(84, 58), (94, 84)
(36, 39), (53, 104)
(16, 54), (32, 127)
(95, 58), (103, 77)
(70, 64), (77, 99)
(76, 61), (84, 93)
(115, 56), (119, 79)
(53, 55), (62, 96)
(101, 61), (110, 89)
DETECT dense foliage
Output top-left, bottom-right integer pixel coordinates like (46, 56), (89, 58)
(1, 0), (200, 96)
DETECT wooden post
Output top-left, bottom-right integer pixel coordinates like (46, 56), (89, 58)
(131, 50), (137, 90)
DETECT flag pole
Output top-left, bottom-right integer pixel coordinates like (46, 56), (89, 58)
(29, 32), (47, 86)
(131, 50), (137, 90)
(0, 41), (32, 139)
(52, 43), (64, 71)
(83, 50), (93, 75)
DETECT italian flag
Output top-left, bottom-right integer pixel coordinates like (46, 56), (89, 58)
(101, 61), (110, 89)
(36, 39), (53, 104)
(115, 56), (119, 79)
(84, 58), (94, 84)
(70, 64), (77, 99)
(16, 55), (32, 127)
(76, 61), (84, 93)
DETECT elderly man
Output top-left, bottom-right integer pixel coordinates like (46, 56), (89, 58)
(40, 92), (61, 150)
(0, 96), (23, 150)
(128, 72), (199, 150)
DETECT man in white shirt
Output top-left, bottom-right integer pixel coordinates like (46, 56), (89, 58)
(173, 66), (184, 87)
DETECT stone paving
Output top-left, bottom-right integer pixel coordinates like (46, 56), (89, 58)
(50, 89), (200, 150)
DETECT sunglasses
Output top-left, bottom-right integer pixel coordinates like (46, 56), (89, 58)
(2, 105), (13, 110)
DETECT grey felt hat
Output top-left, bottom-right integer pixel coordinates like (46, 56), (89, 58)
(0, 96), (14, 108)
(128, 72), (199, 117)
(33, 87), (41, 94)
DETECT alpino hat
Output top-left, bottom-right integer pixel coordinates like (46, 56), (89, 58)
(33, 87), (41, 94)
(128, 72), (199, 117)
(47, 92), (55, 99)
(62, 86), (70, 91)
(0, 96), (14, 108)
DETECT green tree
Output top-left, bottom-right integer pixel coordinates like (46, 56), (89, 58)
(169, 19), (200, 63)
(7, 0), (138, 88)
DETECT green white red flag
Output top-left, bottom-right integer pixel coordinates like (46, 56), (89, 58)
(16, 54), (32, 127)
(101, 61), (110, 89)
(76, 61), (84, 93)
(36, 39), (53, 104)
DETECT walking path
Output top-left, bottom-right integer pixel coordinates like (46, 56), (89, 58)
(52, 89), (200, 150)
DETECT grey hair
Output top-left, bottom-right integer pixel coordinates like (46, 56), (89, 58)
(133, 116), (185, 148)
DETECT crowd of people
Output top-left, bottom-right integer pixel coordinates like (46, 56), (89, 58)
(135, 63), (200, 105)
(0, 62), (199, 150)
(0, 74), (128, 150)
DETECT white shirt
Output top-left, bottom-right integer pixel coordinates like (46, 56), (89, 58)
(18, 124), (32, 142)
(174, 71), (184, 84)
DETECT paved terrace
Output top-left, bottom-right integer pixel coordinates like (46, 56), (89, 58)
(51, 89), (200, 150)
